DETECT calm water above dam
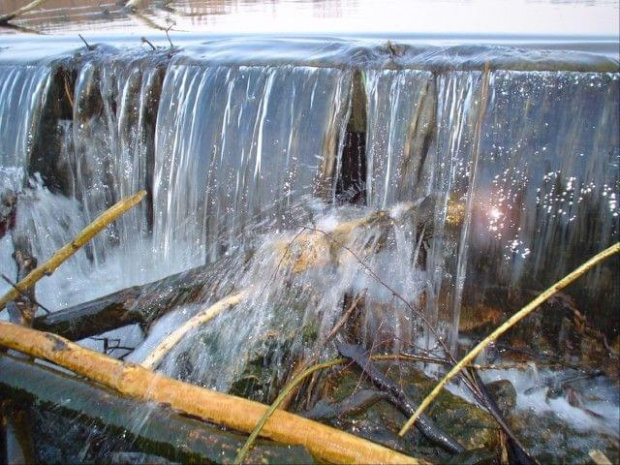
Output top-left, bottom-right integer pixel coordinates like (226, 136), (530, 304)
(0, 0), (619, 39)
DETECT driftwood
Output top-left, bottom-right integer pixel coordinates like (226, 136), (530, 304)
(0, 321), (426, 465)
(0, 352), (314, 464)
(0, 191), (146, 312)
(33, 255), (242, 340)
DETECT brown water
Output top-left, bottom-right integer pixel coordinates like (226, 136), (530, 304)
(1, 0), (619, 38)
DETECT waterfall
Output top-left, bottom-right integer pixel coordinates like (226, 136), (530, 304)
(1, 41), (619, 460)
(363, 66), (619, 347)
(0, 41), (617, 367)
(0, 64), (51, 180)
(0, 63), (51, 297)
(153, 59), (352, 269)
(65, 50), (167, 264)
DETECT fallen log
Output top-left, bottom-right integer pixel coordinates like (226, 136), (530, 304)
(33, 205), (403, 342)
(0, 321), (427, 464)
(0, 352), (314, 464)
(33, 254), (242, 340)
(141, 199), (457, 369)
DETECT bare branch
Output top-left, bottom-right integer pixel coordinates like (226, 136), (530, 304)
(0, 0), (49, 25)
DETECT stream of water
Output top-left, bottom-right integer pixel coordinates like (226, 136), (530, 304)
(0, 34), (618, 461)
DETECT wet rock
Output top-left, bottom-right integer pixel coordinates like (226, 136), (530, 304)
(307, 359), (499, 459)
(485, 380), (517, 416)
(107, 452), (179, 465)
(508, 410), (619, 464)
(445, 447), (497, 465)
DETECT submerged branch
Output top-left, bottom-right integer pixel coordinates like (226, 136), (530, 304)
(399, 242), (620, 437)
(33, 254), (241, 340)
(336, 341), (465, 454)
(141, 290), (248, 369)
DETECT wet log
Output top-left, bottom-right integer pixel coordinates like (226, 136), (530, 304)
(0, 352), (314, 464)
(33, 255), (241, 341)
(143, 200), (463, 369)
(0, 321), (426, 464)
(0, 191), (17, 240)
(0, 399), (36, 465)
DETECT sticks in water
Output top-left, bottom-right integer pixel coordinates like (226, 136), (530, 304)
(399, 242), (620, 437)
(336, 341), (465, 455)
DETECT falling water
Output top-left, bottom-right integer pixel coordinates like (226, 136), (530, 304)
(153, 59), (352, 269)
(0, 64), (51, 171)
(63, 50), (167, 264)
(0, 63), (51, 296)
(0, 39), (618, 461)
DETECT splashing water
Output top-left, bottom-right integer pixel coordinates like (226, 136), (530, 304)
(0, 39), (618, 460)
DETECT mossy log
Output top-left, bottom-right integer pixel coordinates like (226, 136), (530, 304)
(0, 352), (314, 464)
(0, 321), (427, 464)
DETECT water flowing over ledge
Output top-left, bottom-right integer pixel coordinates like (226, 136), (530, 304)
(0, 36), (618, 463)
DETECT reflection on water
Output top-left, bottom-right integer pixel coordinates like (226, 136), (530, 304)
(0, 0), (618, 37)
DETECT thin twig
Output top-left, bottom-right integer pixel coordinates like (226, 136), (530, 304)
(141, 36), (156, 51)
(234, 359), (345, 464)
(399, 242), (620, 436)
(1, 274), (51, 314)
(307, 226), (458, 365)
(78, 34), (94, 51)
(166, 25), (174, 48)
(324, 290), (366, 342)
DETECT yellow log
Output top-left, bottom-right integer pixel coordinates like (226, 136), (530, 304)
(0, 321), (427, 465)
(0, 191), (146, 312)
